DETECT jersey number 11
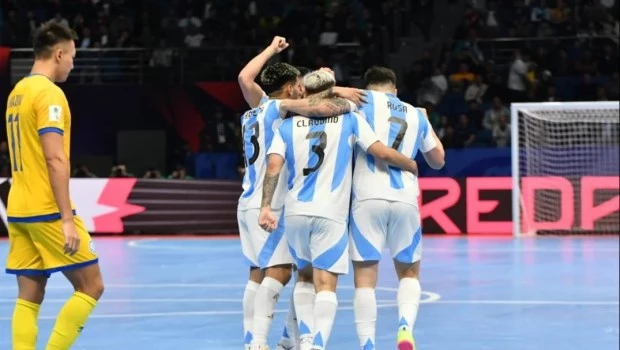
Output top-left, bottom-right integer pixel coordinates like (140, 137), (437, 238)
(7, 114), (23, 172)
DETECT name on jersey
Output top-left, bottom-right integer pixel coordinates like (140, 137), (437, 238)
(8, 94), (23, 108)
(296, 116), (339, 127)
(242, 105), (265, 119)
(387, 101), (407, 113)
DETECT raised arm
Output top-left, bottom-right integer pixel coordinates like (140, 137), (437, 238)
(238, 36), (289, 108)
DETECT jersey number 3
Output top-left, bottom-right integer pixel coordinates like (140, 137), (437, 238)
(7, 114), (23, 172)
(303, 131), (327, 176)
(242, 122), (260, 167)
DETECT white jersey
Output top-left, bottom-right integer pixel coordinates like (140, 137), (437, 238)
(238, 99), (288, 210)
(353, 91), (436, 206)
(268, 112), (379, 223)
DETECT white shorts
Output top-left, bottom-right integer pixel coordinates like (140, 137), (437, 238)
(285, 215), (349, 275)
(238, 208), (294, 269)
(349, 199), (422, 264)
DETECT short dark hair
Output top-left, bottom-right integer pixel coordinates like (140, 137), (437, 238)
(32, 22), (77, 59)
(364, 66), (397, 87)
(259, 63), (301, 95)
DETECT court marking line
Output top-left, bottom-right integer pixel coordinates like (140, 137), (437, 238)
(125, 238), (620, 253)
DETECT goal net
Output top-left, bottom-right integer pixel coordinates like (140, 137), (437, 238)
(511, 101), (620, 236)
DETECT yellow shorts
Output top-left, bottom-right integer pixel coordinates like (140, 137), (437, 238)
(5, 216), (99, 277)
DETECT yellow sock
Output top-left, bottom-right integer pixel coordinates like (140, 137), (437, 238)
(12, 298), (41, 350)
(46, 292), (97, 350)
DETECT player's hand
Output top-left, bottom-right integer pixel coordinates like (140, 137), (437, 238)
(62, 219), (80, 256)
(258, 207), (278, 233)
(269, 36), (289, 54)
(333, 86), (367, 106)
(408, 160), (419, 176)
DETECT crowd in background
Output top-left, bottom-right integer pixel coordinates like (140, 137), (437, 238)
(0, 0), (618, 178)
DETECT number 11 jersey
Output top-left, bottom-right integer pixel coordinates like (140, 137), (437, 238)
(268, 112), (379, 224)
(352, 91), (436, 206)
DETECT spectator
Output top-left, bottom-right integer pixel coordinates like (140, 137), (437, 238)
(507, 50), (529, 102)
(483, 97), (510, 131)
(464, 75), (488, 103)
(144, 168), (163, 179)
(73, 165), (97, 178)
(493, 115), (511, 148)
(454, 114), (477, 148)
(169, 166), (194, 180)
(450, 63), (476, 84)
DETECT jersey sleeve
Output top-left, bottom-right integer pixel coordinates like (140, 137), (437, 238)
(418, 112), (438, 153)
(267, 126), (287, 158)
(352, 112), (379, 152)
(273, 100), (288, 119)
(34, 87), (67, 136)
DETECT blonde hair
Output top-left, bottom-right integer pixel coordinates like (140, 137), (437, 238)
(303, 70), (336, 95)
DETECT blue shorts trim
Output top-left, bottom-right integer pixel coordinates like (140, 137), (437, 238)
(5, 258), (99, 278)
(7, 210), (77, 223)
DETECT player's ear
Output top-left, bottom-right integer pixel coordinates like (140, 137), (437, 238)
(54, 47), (63, 63)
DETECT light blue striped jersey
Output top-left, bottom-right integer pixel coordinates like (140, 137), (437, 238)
(353, 91), (436, 206)
(268, 112), (379, 223)
(238, 99), (288, 210)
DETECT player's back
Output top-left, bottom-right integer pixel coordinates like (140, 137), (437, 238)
(5, 75), (73, 220)
(277, 113), (361, 223)
(238, 99), (287, 210)
(353, 90), (430, 205)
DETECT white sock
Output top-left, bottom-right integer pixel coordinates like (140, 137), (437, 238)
(354, 288), (377, 348)
(313, 291), (338, 349)
(293, 282), (316, 347)
(397, 277), (421, 330)
(251, 277), (285, 345)
(278, 295), (300, 348)
(243, 281), (260, 346)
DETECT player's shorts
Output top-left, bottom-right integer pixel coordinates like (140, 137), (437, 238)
(349, 199), (422, 264)
(5, 215), (99, 278)
(285, 215), (349, 275)
(238, 208), (293, 269)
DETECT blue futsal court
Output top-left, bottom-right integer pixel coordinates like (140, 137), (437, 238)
(0, 236), (618, 350)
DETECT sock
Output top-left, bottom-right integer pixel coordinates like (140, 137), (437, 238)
(293, 282), (316, 347)
(354, 288), (377, 349)
(243, 281), (260, 347)
(397, 277), (421, 331)
(251, 277), (285, 345)
(46, 292), (97, 350)
(278, 295), (300, 348)
(12, 298), (41, 350)
(313, 291), (338, 349)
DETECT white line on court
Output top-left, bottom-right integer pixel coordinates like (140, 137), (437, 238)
(125, 238), (620, 253)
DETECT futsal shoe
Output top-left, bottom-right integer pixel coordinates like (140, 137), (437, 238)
(275, 344), (295, 350)
(250, 345), (270, 350)
(397, 326), (416, 350)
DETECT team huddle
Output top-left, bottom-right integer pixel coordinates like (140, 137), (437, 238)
(237, 37), (445, 350)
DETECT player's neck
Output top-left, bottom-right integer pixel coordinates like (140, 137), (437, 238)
(367, 85), (396, 95)
(30, 62), (56, 82)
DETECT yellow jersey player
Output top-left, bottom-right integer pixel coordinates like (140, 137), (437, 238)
(4, 22), (104, 350)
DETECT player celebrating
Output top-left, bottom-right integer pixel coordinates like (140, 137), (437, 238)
(4, 22), (104, 349)
(258, 70), (419, 350)
(237, 36), (363, 350)
(349, 67), (445, 350)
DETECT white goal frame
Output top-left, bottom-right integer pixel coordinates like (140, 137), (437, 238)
(510, 101), (620, 237)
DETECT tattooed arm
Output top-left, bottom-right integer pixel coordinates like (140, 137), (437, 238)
(258, 154), (285, 232)
(280, 94), (354, 118)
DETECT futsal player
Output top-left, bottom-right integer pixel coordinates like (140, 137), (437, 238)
(349, 67), (445, 350)
(4, 22), (104, 350)
(237, 37), (363, 350)
(258, 70), (419, 350)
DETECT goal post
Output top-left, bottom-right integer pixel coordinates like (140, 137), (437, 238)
(511, 101), (620, 237)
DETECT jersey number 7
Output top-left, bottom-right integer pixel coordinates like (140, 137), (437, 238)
(7, 114), (23, 172)
(388, 116), (408, 150)
(303, 131), (327, 176)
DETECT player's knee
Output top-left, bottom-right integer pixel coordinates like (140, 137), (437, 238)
(313, 269), (338, 292)
(394, 260), (420, 280)
(79, 275), (104, 300)
(296, 265), (313, 283)
(265, 265), (292, 285)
